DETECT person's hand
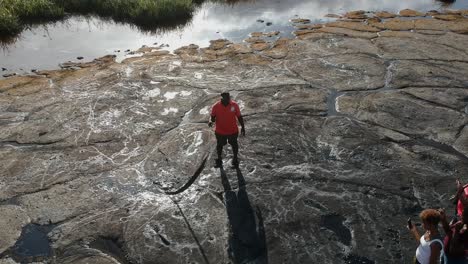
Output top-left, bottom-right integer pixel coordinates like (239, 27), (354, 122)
(241, 127), (245, 136)
(457, 178), (462, 191)
(208, 121), (213, 128)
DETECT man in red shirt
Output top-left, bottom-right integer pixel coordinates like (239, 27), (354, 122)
(208, 92), (245, 168)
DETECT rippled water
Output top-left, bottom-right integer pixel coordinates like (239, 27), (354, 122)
(1, 0), (468, 75)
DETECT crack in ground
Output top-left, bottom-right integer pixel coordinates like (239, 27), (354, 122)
(400, 90), (466, 113)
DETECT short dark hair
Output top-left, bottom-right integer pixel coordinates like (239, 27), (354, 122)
(420, 209), (440, 226)
(221, 92), (230, 97)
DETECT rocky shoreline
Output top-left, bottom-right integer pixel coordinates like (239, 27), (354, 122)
(1, 8), (468, 264)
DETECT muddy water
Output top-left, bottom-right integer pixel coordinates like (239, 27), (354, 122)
(1, 0), (467, 75)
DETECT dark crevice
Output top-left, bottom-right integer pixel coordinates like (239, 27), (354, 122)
(172, 199), (211, 264)
(398, 58), (468, 64)
(89, 236), (132, 264)
(400, 90), (465, 113)
(455, 124), (467, 139)
(158, 234), (171, 246)
(227, 172), (415, 201)
(0, 171), (109, 205)
(0, 140), (62, 147)
(319, 51), (384, 61)
(163, 155), (208, 195)
(402, 138), (468, 163)
(357, 121), (468, 161)
(283, 63), (312, 85)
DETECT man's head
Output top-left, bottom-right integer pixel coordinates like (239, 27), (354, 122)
(221, 92), (230, 106)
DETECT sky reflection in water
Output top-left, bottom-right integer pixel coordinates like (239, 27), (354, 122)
(1, 0), (468, 74)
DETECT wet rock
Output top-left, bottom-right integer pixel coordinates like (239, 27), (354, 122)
(136, 46), (159, 53)
(262, 45), (288, 59)
(454, 126), (468, 157)
(290, 18), (311, 24)
(374, 33), (468, 61)
(250, 42), (270, 51)
(388, 60), (468, 88)
(56, 245), (124, 264)
(317, 27), (378, 39)
(266, 22), (272, 26)
(399, 9), (425, 17)
(256, 19), (264, 23)
(2, 73), (16, 78)
(264, 31), (280, 37)
(325, 14), (341, 18)
(1, 68), (6, 71)
(293, 29), (317, 36)
(294, 24), (322, 30)
(344, 10), (368, 19)
(76, 56), (84, 60)
(402, 87), (468, 112)
(414, 18), (468, 33)
(324, 21), (380, 32)
(426, 10), (440, 16)
(433, 14), (464, 21)
(286, 53), (386, 90)
(374, 11), (397, 18)
(0, 205), (30, 254)
(337, 91), (468, 145)
(231, 43), (253, 54)
(250, 32), (263, 37)
(370, 18), (415, 31)
(325, 21), (380, 32)
(244, 36), (264, 43)
(1, 13), (468, 264)
(251, 31), (280, 38)
(0, 258), (17, 263)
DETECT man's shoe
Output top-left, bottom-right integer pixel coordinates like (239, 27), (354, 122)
(214, 158), (222, 168)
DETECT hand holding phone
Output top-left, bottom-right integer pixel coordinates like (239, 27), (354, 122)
(407, 218), (413, 230)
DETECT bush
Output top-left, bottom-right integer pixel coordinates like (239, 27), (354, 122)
(2, 0), (64, 20)
(0, 6), (21, 35)
(0, 0), (197, 37)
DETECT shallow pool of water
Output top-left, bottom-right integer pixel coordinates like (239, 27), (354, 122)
(1, 0), (467, 75)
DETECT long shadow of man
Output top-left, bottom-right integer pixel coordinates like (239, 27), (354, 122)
(219, 166), (268, 264)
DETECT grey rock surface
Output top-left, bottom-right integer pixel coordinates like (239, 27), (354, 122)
(1, 14), (468, 264)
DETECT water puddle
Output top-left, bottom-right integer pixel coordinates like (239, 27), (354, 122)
(10, 224), (55, 263)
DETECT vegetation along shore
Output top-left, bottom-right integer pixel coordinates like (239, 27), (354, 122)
(0, 0), (198, 37)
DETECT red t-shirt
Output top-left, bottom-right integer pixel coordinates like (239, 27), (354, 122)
(211, 100), (241, 135)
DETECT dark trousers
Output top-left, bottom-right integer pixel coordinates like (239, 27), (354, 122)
(216, 133), (239, 160)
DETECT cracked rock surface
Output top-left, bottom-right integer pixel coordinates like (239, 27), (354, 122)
(1, 11), (468, 264)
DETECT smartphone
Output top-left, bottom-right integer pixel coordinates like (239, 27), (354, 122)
(407, 218), (413, 229)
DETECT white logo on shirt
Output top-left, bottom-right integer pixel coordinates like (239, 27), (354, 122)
(230, 106), (235, 112)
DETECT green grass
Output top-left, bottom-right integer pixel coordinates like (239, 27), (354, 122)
(0, 0), (198, 37)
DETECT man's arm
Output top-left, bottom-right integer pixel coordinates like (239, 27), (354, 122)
(238, 115), (245, 136)
(428, 242), (442, 264)
(208, 115), (215, 127)
(409, 225), (421, 242)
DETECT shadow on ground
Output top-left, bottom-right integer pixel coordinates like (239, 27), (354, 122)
(219, 166), (268, 264)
